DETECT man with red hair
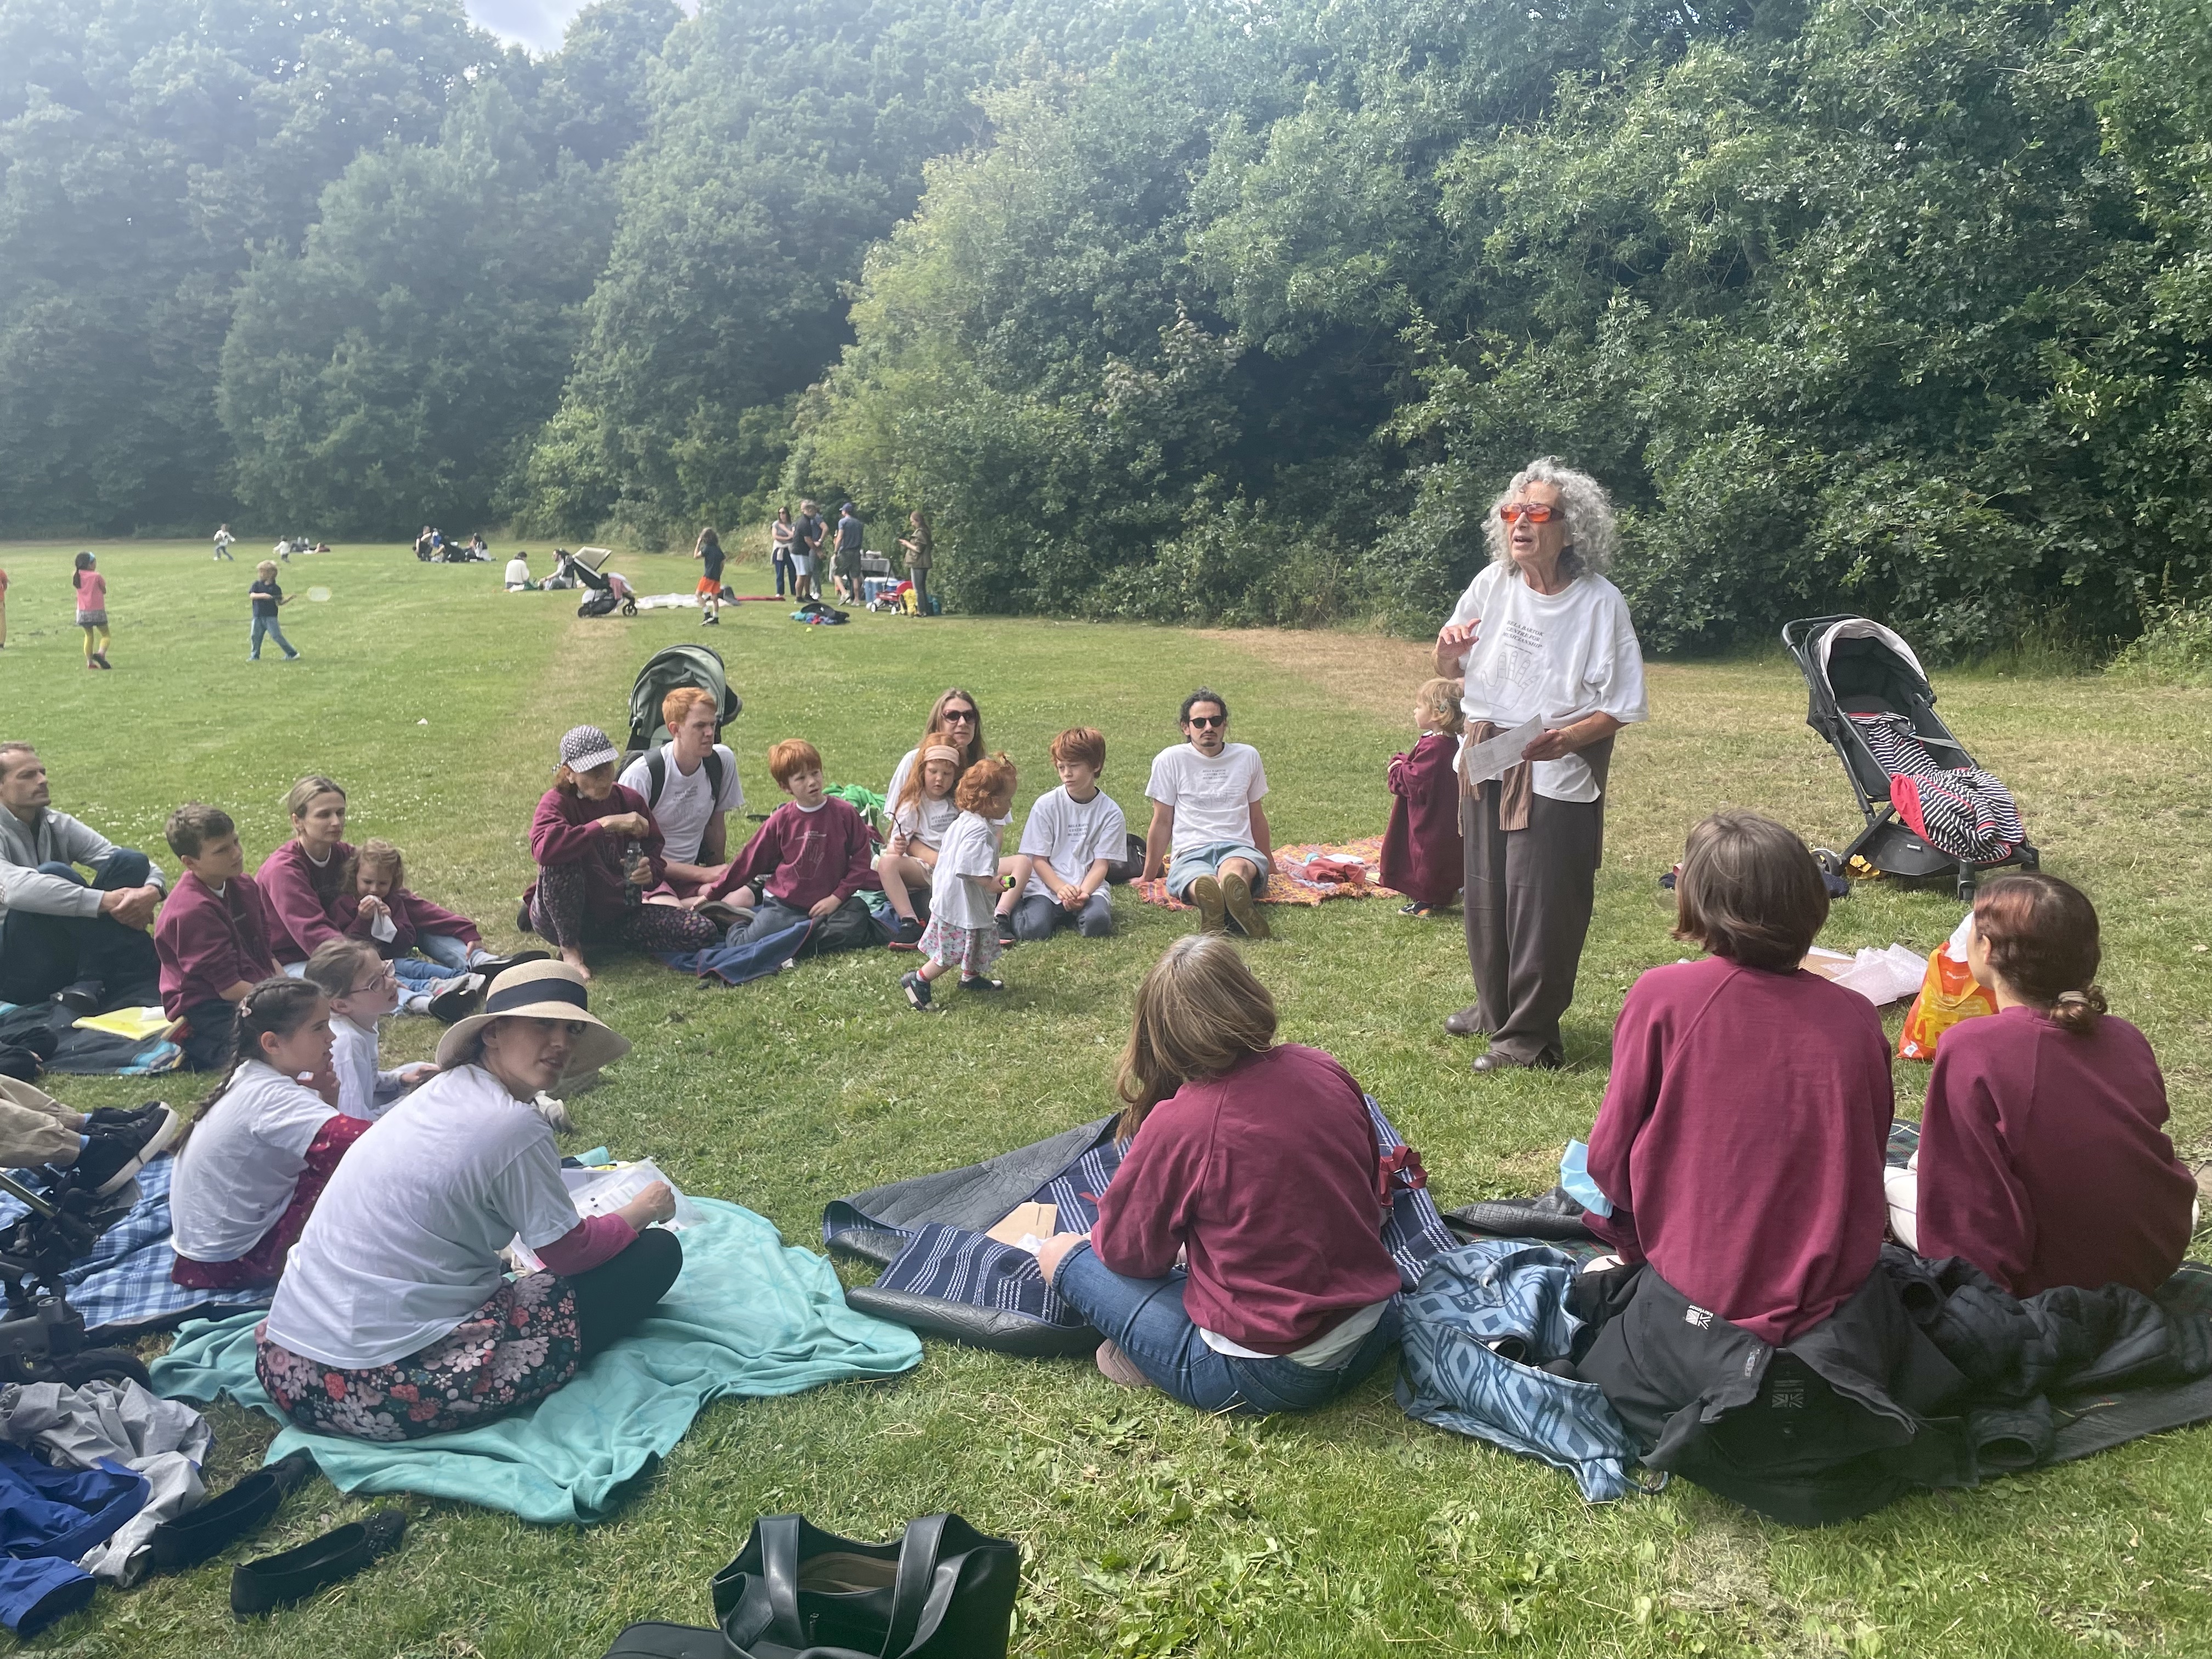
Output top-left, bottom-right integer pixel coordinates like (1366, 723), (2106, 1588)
(618, 687), (743, 900)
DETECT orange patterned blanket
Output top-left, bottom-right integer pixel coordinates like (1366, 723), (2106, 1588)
(1133, 838), (1401, 910)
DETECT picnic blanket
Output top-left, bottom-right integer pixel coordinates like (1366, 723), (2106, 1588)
(146, 1198), (922, 1525)
(1133, 837), (1401, 911)
(0, 1154), (267, 1338)
(657, 917), (815, 987)
(0, 1002), (180, 1076)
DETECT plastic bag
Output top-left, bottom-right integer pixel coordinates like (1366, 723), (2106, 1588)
(1897, 913), (1995, 1060)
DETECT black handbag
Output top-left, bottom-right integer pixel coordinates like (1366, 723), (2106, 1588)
(601, 1513), (1019, 1659)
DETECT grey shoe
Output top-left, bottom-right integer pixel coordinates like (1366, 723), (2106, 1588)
(1444, 1003), (1485, 1037)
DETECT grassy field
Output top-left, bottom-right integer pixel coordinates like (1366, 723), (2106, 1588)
(2, 537), (2209, 1658)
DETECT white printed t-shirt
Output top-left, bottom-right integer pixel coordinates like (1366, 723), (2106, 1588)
(891, 792), (959, 851)
(261, 1064), (585, 1368)
(1144, 743), (1268, 857)
(1444, 563), (1649, 802)
(331, 1014), (408, 1121)
(1018, 786), (1127, 899)
(930, 811), (1002, 930)
(619, 742), (743, 865)
(168, 1060), (336, 1263)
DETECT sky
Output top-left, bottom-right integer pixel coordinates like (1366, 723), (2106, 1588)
(466, 0), (696, 54)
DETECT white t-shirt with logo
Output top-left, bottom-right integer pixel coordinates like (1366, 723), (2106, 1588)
(168, 1060), (336, 1263)
(261, 1064), (588, 1368)
(1444, 563), (1648, 803)
(1144, 743), (1268, 857)
(891, 791), (959, 851)
(619, 743), (743, 865)
(1018, 786), (1127, 899)
(930, 810), (1003, 930)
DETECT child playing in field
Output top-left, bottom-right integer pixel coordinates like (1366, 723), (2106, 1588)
(710, 739), (882, 949)
(901, 754), (1017, 1009)
(1009, 727), (1124, 940)
(156, 803), (279, 1071)
(72, 551), (110, 670)
(249, 560), (301, 661)
(879, 739), (964, 946)
(1381, 677), (1464, 916)
(301, 938), (436, 1121)
(168, 978), (371, 1290)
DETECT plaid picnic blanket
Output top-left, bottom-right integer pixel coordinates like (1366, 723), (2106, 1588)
(0, 1154), (269, 1338)
(1133, 837), (1402, 910)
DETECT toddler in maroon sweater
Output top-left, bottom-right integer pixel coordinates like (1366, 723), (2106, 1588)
(1381, 676), (1464, 914)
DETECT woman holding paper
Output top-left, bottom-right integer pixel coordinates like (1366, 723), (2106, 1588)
(252, 962), (682, 1440)
(1432, 459), (1648, 1072)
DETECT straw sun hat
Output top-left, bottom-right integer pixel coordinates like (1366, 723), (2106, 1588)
(435, 960), (632, 1077)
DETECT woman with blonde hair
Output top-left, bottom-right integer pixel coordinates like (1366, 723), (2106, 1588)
(1037, 935), (1404, 1412)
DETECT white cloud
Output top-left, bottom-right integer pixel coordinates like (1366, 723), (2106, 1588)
(466, 0), (581, 54)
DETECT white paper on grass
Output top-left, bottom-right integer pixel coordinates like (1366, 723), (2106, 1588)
(1801, 944), (1928, 1006)
(1456, 715), (1549, 786)
(508, 1160), (698, 1273)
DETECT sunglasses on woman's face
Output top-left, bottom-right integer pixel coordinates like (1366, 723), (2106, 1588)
(944, 709), (977, 723)
(1498, 502), (1559, 523)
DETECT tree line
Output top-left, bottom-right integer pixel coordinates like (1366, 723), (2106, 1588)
(3, 0), (2207, 652)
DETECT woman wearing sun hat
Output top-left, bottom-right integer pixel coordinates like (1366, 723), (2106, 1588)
(252, 962), (684, 1441)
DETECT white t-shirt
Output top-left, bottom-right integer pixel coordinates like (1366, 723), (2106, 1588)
(331, 1014), (408, 1121)
(262, 1064), (585, 1368)
(619, 742), (743, 865)
(1200, 1297), (1391, 1368)
(1018, 786), (1127, 899)
(1444, 564), (1648, 803)
(168, 1060), (335, 1263)
(504, 557), (530, 588)
(930, 811), (1002, 929)
(891, 791), (959, 851)
(1144, 743), (1268, 856)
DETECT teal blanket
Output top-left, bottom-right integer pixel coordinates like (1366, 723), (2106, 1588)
(148, 1199), (922, 1525)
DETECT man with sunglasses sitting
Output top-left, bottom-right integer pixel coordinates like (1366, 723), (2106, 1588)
(1434, 459), (1647, 1074)
(1141, 689), (1275, 938)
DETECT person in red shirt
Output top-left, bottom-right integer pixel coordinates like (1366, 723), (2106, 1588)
(154, 803), (277, 1071)
(1381, 676), (1464, 915)
(1583, 810), (1893, 1346)
(1037, 935), (1405, 1414)
(1897, 872), (2194, 1296)
(707, 739), (880, 950)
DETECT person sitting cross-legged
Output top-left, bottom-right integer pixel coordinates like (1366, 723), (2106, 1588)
(1139, 689), (1273, 939)
(0, 742), (166, 1013)
(703, 740), (880, 951)
(1009, 727), (1124, 943)
(617, 687), (743, 901)
(155, 803), (278, 1071)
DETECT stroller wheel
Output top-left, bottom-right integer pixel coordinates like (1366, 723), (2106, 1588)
(1956, 871), (1978, 901)
(1813, 848), (1846, 878)
(57, 1348), (151, 1389)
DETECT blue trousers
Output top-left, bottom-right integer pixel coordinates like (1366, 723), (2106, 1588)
(1012, 890), (1112, 941)
(1053, 1243), (1400, 1415)
(249, 614), (297, 659)
(0, 851), (161, 1007)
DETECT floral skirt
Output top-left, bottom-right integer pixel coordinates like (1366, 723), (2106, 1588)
(918, 913), (1002, 977)
(255, 1272), (582, 1441)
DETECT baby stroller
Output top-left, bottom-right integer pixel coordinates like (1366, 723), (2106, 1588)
(558, 548), (638, 618)
(1782, 616), (2039, 899)
(625, 644), (741, 759)
(0, 1170), (151, 1387)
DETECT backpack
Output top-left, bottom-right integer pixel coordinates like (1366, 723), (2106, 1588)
(642, 747), (725, 811)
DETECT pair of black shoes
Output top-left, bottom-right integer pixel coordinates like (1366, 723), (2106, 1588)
(148, 1448), (409, 1616)
(60, 1104), (179, 1197)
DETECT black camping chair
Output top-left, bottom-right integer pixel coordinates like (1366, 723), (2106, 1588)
(1782, 614), (2039, 899)
(626, 644), (741, 759)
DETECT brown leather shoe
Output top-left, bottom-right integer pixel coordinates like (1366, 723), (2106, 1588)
(1221, 873), (1269, 939)
(1443, 1003), (1485, 1036)
(1188, 876), (1228, 934)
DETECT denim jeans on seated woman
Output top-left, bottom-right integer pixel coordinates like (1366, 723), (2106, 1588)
(1053, 1242), (1400, 1415)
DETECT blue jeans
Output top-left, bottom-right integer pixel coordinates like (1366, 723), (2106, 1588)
(1164, 842), (1270, 900)
(0, 851), (161, 1007)
(1012, 890), (1112, 941)
(249, 614), (297, 659)
(1053, 1243), (1400, 1415)
(412, 932), (477, 973)
(390, 956), (455, 990)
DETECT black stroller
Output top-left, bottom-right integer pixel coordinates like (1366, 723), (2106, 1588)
(557, 548), (637, 618)
(1781, 615), (2039, 899)
(0, 1170), (152, 1387)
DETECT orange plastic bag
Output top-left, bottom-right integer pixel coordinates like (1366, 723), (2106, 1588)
(1897, 939), (1996, 1060)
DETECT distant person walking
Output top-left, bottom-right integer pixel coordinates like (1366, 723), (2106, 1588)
(213, 524), (236, 562)
(72, 552), (110, 670)
(899, 510), (933, 615)
(833, 504), (865, 605)
(770, 507), (796, 599)
(693, 528), (726, 627)
(249, 561), (301, 662)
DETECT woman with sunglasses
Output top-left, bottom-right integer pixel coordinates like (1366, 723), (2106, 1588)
(883, 688), (987, 811)
(1433, 459), (1647, 1073)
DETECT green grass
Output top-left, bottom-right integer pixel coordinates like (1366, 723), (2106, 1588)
(3, 538), (2210, 1657)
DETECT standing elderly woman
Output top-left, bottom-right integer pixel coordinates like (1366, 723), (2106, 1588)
(254, 962), (682, 1440)
(1435, 459), (1648, 1072)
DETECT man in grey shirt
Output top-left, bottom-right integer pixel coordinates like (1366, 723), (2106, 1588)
(0, 743), (166, 1011)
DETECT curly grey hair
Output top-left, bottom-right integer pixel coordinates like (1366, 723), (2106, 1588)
(1483, 458), (1617, 582)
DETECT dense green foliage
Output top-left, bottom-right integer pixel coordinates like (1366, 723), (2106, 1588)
(5, 0), (2211, 649)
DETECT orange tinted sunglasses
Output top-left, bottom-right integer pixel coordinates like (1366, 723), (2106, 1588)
(1497, 502), (1559, 523)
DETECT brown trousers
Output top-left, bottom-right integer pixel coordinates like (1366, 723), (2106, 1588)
(1461, 752), (1610, 1066)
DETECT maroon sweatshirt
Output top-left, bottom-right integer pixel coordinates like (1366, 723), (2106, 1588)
(155, 871), (278, 1015)
(1381, 731), (1463, 907)
(1091, 1043), (1404, 1355)
(346, 885), (482, 957)
(1585, 955), (1893, 1345)
(709, 797), (876, 911)
(257, 838), (358, 966)
(527, 785), (665, 929)
(1917, 1004), (2192, 1297)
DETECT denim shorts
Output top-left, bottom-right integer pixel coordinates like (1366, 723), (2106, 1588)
(1164, 841), (1270, 900)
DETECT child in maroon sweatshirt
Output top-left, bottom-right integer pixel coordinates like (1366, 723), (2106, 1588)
(155, 804), (278, 1071)
(1381, 677), (1464, 915)
(707, 739), (879, 950)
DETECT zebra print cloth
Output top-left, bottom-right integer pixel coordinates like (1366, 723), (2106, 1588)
(1847, 711), (2026, 862)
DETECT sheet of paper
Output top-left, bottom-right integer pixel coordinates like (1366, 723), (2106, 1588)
(1458, 715), (1548, 785)
(986, 1201), (1058, 1249)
